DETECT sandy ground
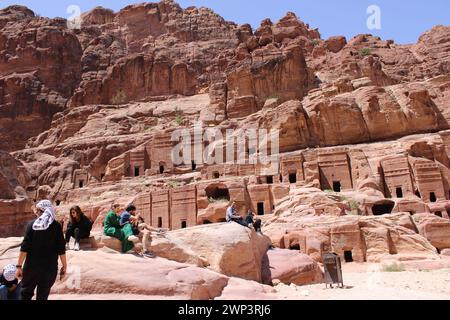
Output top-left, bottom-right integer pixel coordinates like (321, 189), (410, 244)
(274, 262), (450, 300)
(3, 238), (450, 300)
(50, 263), (450, 300)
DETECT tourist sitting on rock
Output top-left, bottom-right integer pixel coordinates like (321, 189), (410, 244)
(17, 200), (67, 300)
(226, 202), (248, 227)
(104, 203), (141, 254)
(120, 205), (167, 258)
(0, 264), (21, 300)
(244, 210), (262, 233)
(65, 206), (93, 251)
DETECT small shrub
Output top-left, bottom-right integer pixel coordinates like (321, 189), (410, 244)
(266, 94), (280, 100)
(386, 88), (398, 103)
(359, 48), (372, 56)
(348, 200), (359, 211)
(208, 197), (229, 204)
(111, 90), (128, 105)
(381, 262), (405, 272)
(166, 180), (179, 188)
(324, 189), (334, 193)
(310, 39), (320, 46)
(174, 107), (184, 125)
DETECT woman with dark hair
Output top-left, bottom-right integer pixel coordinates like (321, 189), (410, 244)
(65, 206), (93, 251)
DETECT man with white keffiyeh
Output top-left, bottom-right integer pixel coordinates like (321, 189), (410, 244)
(15, 200), (67, 300)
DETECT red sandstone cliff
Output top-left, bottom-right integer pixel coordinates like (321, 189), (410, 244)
(0, 1), (449, 269)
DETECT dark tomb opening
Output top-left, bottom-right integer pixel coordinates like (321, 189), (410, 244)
(344, 250), (353, 262)
(430, 192), (437, 203)
(257, 202), (265, 216)
(372, 201), (395, 216)
(289, 173), (297, 184)
(333, 181), (341, 192)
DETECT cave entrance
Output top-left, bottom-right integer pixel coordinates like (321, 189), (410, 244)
(134, 166), (140, 177)
(203, 220), (212, 224)
(159, 165), (165, 174)
(430, 192), (437, 203)
(435, 211), (443, 218)
(266, 176), (273, 184)
(213, 171), (220, 179)
(344, 250), (353, 263)
(396, 187), (403, 198)
(257, 202), (265, 216)
(333, 181), (341, 192)
(181, 220), (187, 229)
(157, 217), (163, 228)
(205, 185), (230, 202)
(78, 180), (84, 188)
(289, 244), (300, 251)
(289, 173), (297, 184)
(372, 201), (395, 216)
(191, 161), (196, 171)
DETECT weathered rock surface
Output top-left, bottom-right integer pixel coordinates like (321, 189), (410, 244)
(0, 0), (449, 300)
(150, 222), (271, 282)
(262, 248), (324, 285)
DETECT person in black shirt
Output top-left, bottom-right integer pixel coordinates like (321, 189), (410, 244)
(244, 210), (262, 233)
(16, 200), (67, 300)
(0, 264), (21, 300)
(65, 206), (93, 251)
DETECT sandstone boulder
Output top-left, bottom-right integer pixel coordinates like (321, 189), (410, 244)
(261, 248), (324, 285)
(150, 222), (271, 282)
(413, 214), (450, 250)
(52, 249), (229, 299)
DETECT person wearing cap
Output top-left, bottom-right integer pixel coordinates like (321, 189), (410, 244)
(16, 200), (67, 300)
(120, 204), (168, 258)
(0, 264), (21, 300)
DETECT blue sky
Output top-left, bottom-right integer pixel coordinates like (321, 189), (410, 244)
(1, 0), (449, 44)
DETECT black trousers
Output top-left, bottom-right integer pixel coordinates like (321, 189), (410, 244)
(21, 263), (58, 300)
(253, 219), (262, 232)
(231, 218), (248, 227)
(65, 227), (90, 243)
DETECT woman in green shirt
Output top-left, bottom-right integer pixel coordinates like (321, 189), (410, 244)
(103, 204), (140, 253)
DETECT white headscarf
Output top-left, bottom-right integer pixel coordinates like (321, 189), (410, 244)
(32, 200), (55, 231)
(2, 264), (16, 282)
